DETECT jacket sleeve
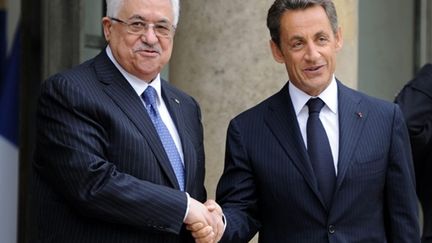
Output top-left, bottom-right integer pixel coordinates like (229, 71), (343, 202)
(216, 119), (261, 243)
(384, 105), (421, 242)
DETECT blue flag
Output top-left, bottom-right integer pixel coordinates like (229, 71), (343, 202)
(0, 24), (20, 145)
(0, 7), (5, 95)
(0, 5), (20, 243)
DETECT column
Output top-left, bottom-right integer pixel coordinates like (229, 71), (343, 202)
(335, 0), (359, 89)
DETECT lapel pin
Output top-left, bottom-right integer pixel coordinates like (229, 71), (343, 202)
(174, 98), (180, 104)
(356, 112), (363, 118)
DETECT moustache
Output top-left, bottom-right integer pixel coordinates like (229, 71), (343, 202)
(133, 44), (162, 54)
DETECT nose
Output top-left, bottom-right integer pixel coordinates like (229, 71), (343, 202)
(304, 43), (320, 61)
(140, 26), (159, 45)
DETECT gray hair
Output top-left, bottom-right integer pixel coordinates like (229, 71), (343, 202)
(106, 0), (180, 27)
(267, 0), (338, 47)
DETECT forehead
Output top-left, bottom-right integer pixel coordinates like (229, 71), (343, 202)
(280, 5), (333, 39)
(119, 0), (173, 22)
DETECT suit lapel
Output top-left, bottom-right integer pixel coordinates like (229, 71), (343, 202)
(94, 51), (180, 189)
(264, 84), (322, 202)
(161, 81), (197, 192)
(335, 81), (368, 190)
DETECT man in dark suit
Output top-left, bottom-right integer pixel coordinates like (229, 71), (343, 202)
(215, 0), (420, 242)
(31, 0), (223, 242)
(395, 63), (432, 243)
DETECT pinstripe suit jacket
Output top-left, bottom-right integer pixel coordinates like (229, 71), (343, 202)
(31, 50), (206, 243)
(216, 81), (420, 243)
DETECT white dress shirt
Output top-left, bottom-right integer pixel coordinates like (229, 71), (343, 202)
(289, 77), (340, 174)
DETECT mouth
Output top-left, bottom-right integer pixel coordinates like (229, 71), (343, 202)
(144, 49), (159, 54)
(304, 65), (324, 72)
(135, 49), (161, 57)
(140, 49), (159, 54)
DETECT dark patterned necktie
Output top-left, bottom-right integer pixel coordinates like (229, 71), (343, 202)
(306, 98), (336, 207)
(142, 86), (185, 191)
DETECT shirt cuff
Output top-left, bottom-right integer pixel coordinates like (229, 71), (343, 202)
(222, 213), (227, 232)
(183, 192), (190, 222)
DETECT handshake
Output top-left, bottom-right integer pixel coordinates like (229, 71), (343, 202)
(184, 198), (225, 243)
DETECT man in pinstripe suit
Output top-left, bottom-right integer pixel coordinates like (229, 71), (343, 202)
(215, 0), (420, 242)
(31, 0), (223, 242)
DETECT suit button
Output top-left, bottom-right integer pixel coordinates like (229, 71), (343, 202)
(328, 225), (335, 234)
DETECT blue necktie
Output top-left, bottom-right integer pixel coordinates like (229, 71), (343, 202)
(306, 98), (336, 207)
(142, 86), (185, 191)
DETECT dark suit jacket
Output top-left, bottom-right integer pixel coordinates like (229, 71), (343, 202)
(31, 50), (206, 243)
(216, 81), (420, 243)
(395, 63), (432, 243)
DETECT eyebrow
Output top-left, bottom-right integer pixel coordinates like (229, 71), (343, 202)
(315, 30), (330, 38)
(288, 35), (305, 43)
(128, 14), (170, 24)
(288, 30), (330, 42)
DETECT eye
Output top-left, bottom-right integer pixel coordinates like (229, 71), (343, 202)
(129, 21), (146, 31)
(155, 24), (170, 30)
(291, 41), (304, 50)
(318, 36), (329, 45)
(154, 24), (172, 35)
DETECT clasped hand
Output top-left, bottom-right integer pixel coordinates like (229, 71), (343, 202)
(184, 198), (224, 243)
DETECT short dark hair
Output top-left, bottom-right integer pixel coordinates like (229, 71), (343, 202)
(267, 0), (338, 47)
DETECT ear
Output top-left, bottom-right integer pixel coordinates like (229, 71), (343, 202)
(102, 17), (113, 42)
(270, 40), (285, 64)
(334, 27), (343, 52)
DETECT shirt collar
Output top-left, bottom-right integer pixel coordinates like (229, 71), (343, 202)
(106, 46), (163, 105)
(289, 76), (338, 115)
